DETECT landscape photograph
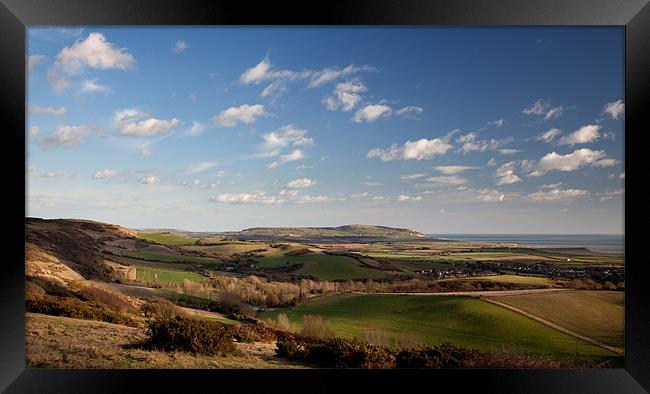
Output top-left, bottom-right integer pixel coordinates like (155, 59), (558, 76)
(26, 26), (625, 369)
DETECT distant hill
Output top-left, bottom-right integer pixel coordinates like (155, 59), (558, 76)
(223, 224), (432, 243)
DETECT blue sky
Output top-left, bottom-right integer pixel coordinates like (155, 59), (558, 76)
(26, 27), (625, 233)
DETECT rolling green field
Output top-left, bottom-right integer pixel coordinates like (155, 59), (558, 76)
(487, 290), (624, 348)
(254, 254), (388, 280)
(135, 267), (207, 284)
(137, 232), (196, 246)
(259, 294), (616, 357)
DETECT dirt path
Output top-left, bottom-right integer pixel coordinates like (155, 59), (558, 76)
(482, 297), (624, 355)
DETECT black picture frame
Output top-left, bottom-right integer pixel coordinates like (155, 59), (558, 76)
(2, 0), (649, 392)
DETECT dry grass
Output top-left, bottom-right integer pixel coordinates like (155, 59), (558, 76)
(26, 313), (307, 369)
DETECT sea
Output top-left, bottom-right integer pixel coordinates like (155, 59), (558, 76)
(428, 234), (624, 253)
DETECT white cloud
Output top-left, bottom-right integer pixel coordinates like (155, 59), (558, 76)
(78, 78), (111, 94)
(266, 161), (279, 169)
(280, 149), (305, 163)
(528, 187), (589, 202)
(308, 64), (376, 88)
(525, 148), (618, 176)
(140, 175), (159, 185)
(184, 161), (218, 175)
(210, 191), (328, 205)
(212, 104), (267, 127)
(172, 40), (188, 53)
(603, 99), (624, 119)
(487, 158), (497, 167)
(522, 99), (564, 119)
(47, 32), (134, 90)
(353, 104), (392, 123)
(92, 169), (119, 179)
(240, 57), (274, 84)
(395, 106), (424, 119)
(557, 124), (600, 145)
(53, 32), (135, 74)
(46, 70), (70, 91)
(262, 125), (313, 150)
(29, 105), (66, 116)
(40, 124), (91, 148)
(620, 172), (625, 179)
(397, 194), (423, 203)
(536, 128), (561, 143)
(323, 79), (366, 112)
(499, 149), (522, 155)
(139, 148), (152, 157)
(363, 181), (382, 186)
(116, 112), (180, 137)
(187, 121), (205, 136)
(260, 80), (287, 98)
(476, 189), (506, 202)
(457, 132), (513, 154)
(400, 173), (428, 181)
(28, 54), (47, 73)
(426, 175), (468, 185)
(598, 188), (624, 202)
(28, 126), (39, 136)
(433, 166), (480, 175)
(368, 136), (453, 161)
(287, 178), (316, 188)
(494, 161), (521, 185)
(490, 119), (505, 128)
(40, 171), (61, 178)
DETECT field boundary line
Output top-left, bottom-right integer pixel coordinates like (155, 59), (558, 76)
(483, 297), (624, 356)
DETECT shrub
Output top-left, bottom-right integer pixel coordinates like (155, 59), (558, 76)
(224, 321), (278, 343)
(395, 342), (481, 368)
(140, 297), (181, 319)
(306, 338), (397, 368)
(146, 315), (237, 356)
(276, 336), (397, 368)
(26, 295), (139, 327)
(301, 315), (335, 338)
(267, 313), (293, 332)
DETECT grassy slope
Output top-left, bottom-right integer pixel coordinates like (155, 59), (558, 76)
(486, 290), (624, 348)
(137, 232), (196, 246)
(254, 254), (388, 280)
(259, 294), (615, 357)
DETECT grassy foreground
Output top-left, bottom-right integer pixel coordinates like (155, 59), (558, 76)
(260, 294), (617, 358)
(25, 313), (305, 369)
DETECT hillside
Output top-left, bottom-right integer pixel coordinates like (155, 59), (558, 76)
(26, 217), (138, 284)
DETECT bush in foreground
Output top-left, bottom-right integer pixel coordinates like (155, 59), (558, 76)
(146, 315), (237, 356)
(275, 336), (607, 369)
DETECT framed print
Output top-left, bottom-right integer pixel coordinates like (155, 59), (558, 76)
(1, 0), (649, 392)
